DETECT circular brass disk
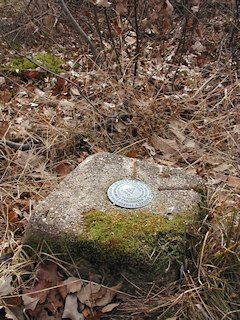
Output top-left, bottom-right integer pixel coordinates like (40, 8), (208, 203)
(107, 179), (153, 209)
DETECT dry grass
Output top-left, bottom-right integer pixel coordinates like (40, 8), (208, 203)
(119, 194), (240, 319)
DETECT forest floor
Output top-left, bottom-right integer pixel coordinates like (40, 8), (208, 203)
(0, 0), (240, 319)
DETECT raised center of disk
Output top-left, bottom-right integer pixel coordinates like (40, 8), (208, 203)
(107, 179), (153, 209)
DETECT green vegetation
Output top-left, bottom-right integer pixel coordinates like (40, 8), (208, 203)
(79, 210), (190, 272)
(25, 208), (200, 281)
(5, 54), (65, 74)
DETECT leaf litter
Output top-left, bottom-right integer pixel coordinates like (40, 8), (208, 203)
(1, 261), (123, 320)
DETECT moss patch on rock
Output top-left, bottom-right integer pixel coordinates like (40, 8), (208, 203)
(75, 210), (195, 273)
(25, 207), (201, 282)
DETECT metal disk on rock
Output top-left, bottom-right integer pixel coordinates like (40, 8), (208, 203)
(107, 179), (153, 209)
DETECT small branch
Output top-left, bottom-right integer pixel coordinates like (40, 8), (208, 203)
(133, 0), (140, 79)
(104, 8), (123, 76)
(0, 139), (36, 151)
(230, 0), (239, 45)
(93, 5), (105, 52)
(170, 0), (194, 90)
(58, 0), (99, 63)
(93, 5), (107, 65)
(171, 18), (187, 90)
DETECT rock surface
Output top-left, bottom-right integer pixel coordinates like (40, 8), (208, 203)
(25, 152), (205, 283)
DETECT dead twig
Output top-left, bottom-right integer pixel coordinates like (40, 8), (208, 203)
(133, 0), (140, 80)
(104, 7), (123, 76)
(58, 0), (99, 63)
(0, 139), (37, 151)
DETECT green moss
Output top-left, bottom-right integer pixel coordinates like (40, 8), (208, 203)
(3, 54), (65, 74)
(83, 210), (188, 245)
(24, 207), (202, 282)
(33, 209), (198, 277)
(76, 210), (192, 270)
(11, 58), (35, 70)
(33, 54), (65, 73)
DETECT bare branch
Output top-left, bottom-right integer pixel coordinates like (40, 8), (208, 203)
(133, 0), (140, 79)
(58, 0), (99, 63)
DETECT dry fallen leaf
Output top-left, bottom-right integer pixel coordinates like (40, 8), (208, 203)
(96, 0), (111, 7)
(57, 284), (68, 301)
(77, 283), (102, 307)
(0, 76), (6, 87)
(16, 151), (45, 169)
(126, 149), (137, 158)
(91, 286), (107, 302)
(95, 282), (122, 307)
(61, 277), (83, 296)
(103, 101), (115, 109)
(168, 121), (186, 143)
(70, 87), (81, 96)
(44, 288), (63, 314)
(183, 139), (197, 152)
(37, 262), (63, 285)
(0, 120), (10, 139)
(113, 20), (122, 35)
(209, 172), (228, 185)
(35, 308), (56, 320)
(82, 307), (91, 318)
(142, 142), (156, 156)
(151, 133), (179, 156)
(125, 36), (136, 45)
(227, 176), (240, 189)
(54, 161), (75, 177)
(192, 40), (205, 53)
(21, 70), (46, 81)
(0, 276), (15, 296)
(52, 78), (66, 96)
(4, 306), (25, 320)
(116, 2), (127, 15)
(22, 294), (40, 311)
(3, 295), (22, 308)
(22, 279), (49, 311)
(62, 293), (84, 320)
(214, 163), (233, 173)
(59, 99), (75, 110)
(5, 208), (19, 223)
(0, 90), (12, 103)
(101, 302), (120, 313)
(165, 0), (174, 16)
